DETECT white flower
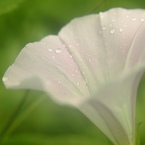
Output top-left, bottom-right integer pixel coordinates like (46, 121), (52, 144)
(3, 8), (145, 145)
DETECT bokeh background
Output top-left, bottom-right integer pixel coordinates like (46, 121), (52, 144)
(1, 0), (145, 144)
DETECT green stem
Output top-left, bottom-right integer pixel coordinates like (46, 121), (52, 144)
(0, 91), (45, 144)
(0, 90), (30, 143)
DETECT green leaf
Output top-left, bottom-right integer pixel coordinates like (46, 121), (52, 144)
(135, 122), (142, 145)
(0, 0), (24, 16)
(2, 133), (109, 145)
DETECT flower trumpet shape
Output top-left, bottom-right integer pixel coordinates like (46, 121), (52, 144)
(3, 8), (145, 145)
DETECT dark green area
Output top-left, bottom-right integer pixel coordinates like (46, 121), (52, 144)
(0, 0), (145, 144)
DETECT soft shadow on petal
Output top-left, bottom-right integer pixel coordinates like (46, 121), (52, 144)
(59, 14), (108, 94)
(3, 35), (90, 105)
(78, 65), (145, 145)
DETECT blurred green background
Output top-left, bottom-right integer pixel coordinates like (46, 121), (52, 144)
(1, 0), (145, 145)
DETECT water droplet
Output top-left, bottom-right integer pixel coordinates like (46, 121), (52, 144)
(52, 56), (55, 59)
(69, 55), (72, 58)
(141, 18), (144, 22)
(109, 24), (112, 27)
(102, 26), (106, 30)
(80, 58), (83, 62)
(68, 45), (72, 48)
(76, 43), (79, 46)
(132, 18), (136, 21)
(48, 48), (52, 52)
(110, 28), (116, 34)
(58, 81), (61, 84)
(76, 82), (79, 85)
(112, 19), (115, 22)
(55, 48), (62, 54)
(2, 77), (8, 82)
(119, 28), (123, 32)
(126, 15), (129, 18)
(62, 44), (66, 47)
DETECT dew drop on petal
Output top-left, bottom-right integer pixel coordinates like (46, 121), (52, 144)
(112, 19), (115, 22)
(132, 17), (137, 21)
(119, 28), (123, 32)
(76, 82), (80, 85)
(102, 26), (106, 30)
(69, 55), (72, 58)
(76, 43), (80, 46)
(62, 44), (66, 47)
(55, 48), (62, 54)
(48, 48), (52, 52)
(110, 28), (115, 34)
(141, 18), (144, 22)
(68, 45), (72, 48)
(2, 76), (8, 82)
(52, 56), (55, 59)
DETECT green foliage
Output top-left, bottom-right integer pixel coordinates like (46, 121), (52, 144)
(1, 0), (145, 145)
(0, 0), (24, 16)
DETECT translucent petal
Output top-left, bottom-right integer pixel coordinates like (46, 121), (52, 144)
(3, 35), (90, 105)
(3, 8), (145, 145)
(79, 65), (145, 145)
(59, 8), (145, 94)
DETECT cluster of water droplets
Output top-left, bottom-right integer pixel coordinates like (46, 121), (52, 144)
(98, 10), (145, 61)
(100, 12), (145, 35)
(43, 41), (84, 87)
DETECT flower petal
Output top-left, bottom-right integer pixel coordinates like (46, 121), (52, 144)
(78, 65), (145, 145)
(58, 8), (145, 94)
(3, 35), (90, 105)
(3, 8), (145, 145)
(98, 8), (145, 73)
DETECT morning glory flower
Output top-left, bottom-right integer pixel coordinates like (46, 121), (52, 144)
(2, 8), (145, 145)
